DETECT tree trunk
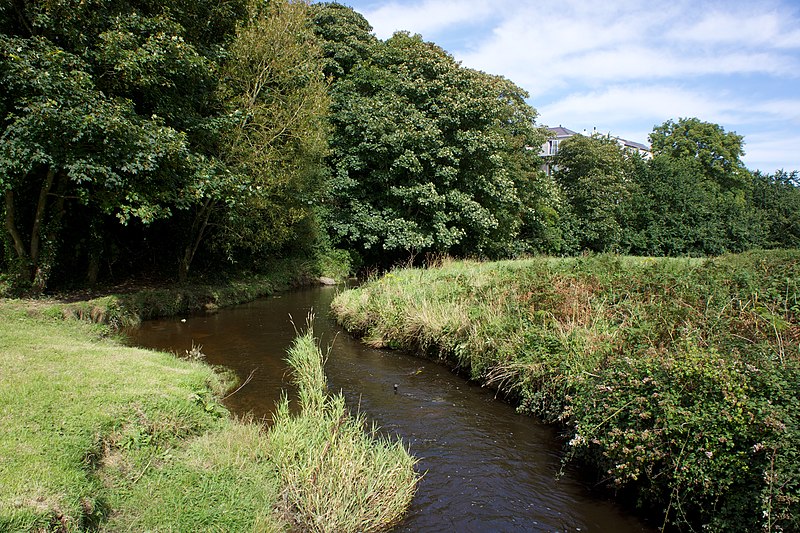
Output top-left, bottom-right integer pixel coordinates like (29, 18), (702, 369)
(4, 168), (66, 291)
(178, 199), (213, 283)
(86, 218), (103, 286)
(30, 168), (57, 269)
(4, 190), (28, 261)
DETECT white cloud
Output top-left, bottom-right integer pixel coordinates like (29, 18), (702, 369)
(341, 0), (800, 171)
(356, 0), (499, 40)
(742, 132), (800, 172)
(539, 86), (679, 124)
(751, 99), (800, 123)
(537, 85), (741, 132)
(455, 1), (799, 96)
(669, 8), (800, 49)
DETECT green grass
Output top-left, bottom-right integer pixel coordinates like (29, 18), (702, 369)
(268, 323), (419, 532)
(331, 250), (800, 532)
(58, 270), (311, 329)
(0, 303), (417, 531)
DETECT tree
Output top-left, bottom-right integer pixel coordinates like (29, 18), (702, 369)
(309, 2), (377, 80)
(623, 155), (734, 255)
(0, 32), (192, 289)
(649, 117), (748, 192)
(749, 170), (800, 249)
(0, 0), (247, 289)
(318, 27), (550, 264)
(204, 0), (330, 276)
(635, 117), (760, 256)
(553, 134), (633, 253)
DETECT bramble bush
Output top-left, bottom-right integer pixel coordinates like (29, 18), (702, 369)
(331, 250), (800, 531)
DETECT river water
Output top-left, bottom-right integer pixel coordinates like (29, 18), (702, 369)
(126, 286), (654, 532)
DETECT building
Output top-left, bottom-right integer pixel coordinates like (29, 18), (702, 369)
(540, 126), (580, 175)
(539, 126), (651, 175)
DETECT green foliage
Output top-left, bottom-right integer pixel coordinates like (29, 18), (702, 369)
(749, 170), (800, 249)
(320, 28), (551, 262)
(57, 264), (312, 327)
(331, 251), (800, 531)
(553, 134), (633, 253)
(650, 117), (748, 192)
(211, 0), (330, 263)
(310, 2), (377, 79)
(0, 0), (249, 289)
(623, 154), (763, 256)
(1, 0), (332, 289)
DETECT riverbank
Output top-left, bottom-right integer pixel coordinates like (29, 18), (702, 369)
(331, 250), (800, 532)
(1, 291), (417, 530)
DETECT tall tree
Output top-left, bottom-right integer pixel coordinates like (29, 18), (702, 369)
(317, 26), (550, 264)
(0, 0), (247, 289)
(636, 117), (760, 255)
(649, 117), (748, 192)
(553, 134), (633, 253)
(203, 0), (330, 277)
(623, 155), (735, 255)
(749, 170), (800, 249)
(309, 2), (376, 80)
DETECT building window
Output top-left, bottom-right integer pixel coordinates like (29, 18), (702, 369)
(551, 140), (559, 155)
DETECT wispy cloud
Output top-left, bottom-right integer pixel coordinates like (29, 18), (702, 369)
(742, 132), (800, 171)
(359, 0), (498, 39)
(668, 8), (800, 49)
(340, 0), (800, 171)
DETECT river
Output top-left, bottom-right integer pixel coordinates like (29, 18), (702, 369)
(126, 285), (655, 532)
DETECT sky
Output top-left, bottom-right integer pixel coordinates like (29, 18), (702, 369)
(331, 0), (800, 173)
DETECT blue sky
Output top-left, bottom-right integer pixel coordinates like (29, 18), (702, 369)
(331, 0), (800, 173)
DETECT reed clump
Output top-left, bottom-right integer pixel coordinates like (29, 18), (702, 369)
(269, 324), (419, 532)
(331, 250), (800, 532)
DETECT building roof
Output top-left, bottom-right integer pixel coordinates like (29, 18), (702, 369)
(617, 138), (650, 151)
(546, 125), (651, 152)
(547, 126), (580, 138)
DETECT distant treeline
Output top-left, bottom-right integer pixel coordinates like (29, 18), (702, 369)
(1, 1), (798, 292)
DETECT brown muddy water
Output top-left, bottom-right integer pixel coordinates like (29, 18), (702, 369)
(126, 286), (656, 532)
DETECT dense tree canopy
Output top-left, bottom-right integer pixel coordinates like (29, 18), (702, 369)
(0, 0), (330, 289)
(309, 1), (376, 80)
(0, 0), (247, 288)
(625, 117), (762, 256)
(748, 169), (800, 249)
(1, 1), (798, 291)
(311, 9), (552, 264)
(650, 117), (748, 192)
(553, 134), (633, 253)
(181, 0), (330, 279)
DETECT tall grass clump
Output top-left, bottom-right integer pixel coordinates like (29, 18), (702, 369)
(268, 320), (419, 532)
(331, 250), (800, 531)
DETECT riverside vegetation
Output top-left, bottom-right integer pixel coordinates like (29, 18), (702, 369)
(331, 250), (800, 532)
(0, 302), (418, 531)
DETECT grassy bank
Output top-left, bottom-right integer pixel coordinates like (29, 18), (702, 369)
(0, 257), (332, 330)
(331, 250), (800, 531)
(58, 263), (317, 329)
(0, 303), (417, 531)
